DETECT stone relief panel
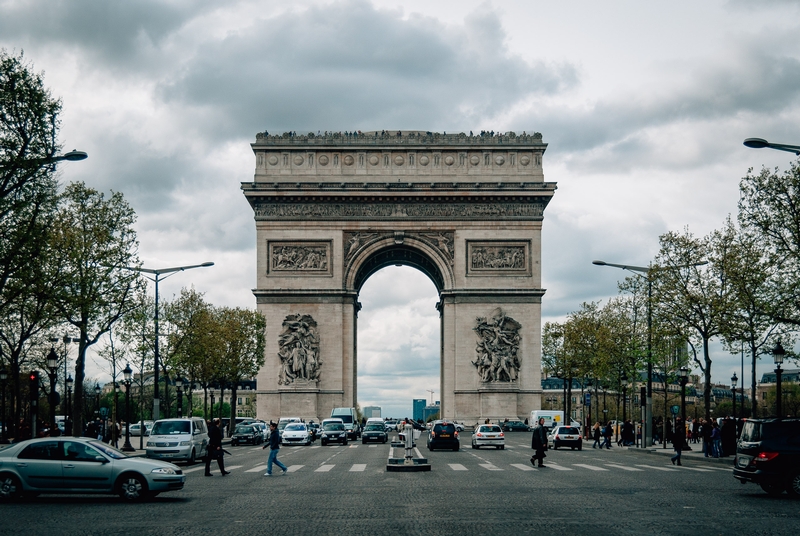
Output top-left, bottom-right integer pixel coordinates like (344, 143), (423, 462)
(415, 232), (455, 265)
(466, 240), (531, 276)
(344, 232), (383, 265)
(472, 308), (522, 383)
(278, 314), (322, 385)
(268, 241), (332, 276)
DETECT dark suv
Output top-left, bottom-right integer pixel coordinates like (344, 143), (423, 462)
(733, 418), (800, 496)
(427, 420), (460, 451)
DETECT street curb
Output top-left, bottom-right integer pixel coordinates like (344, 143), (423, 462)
(624, 446), (735, 466)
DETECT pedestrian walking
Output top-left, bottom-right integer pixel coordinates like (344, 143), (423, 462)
(262, 421), (288, 476)
(671, 417), (686, 466)
(711, 421), (722, 458)
(601, 421), (613, 449)
(530, 417), (548, 468)
(592, 422), (601, 449)
(701, 419), (713, 457)
(205, 418), (230, 476)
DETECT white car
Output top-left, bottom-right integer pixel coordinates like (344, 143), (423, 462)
(280, 423), (312, 446)
(471, 424), (505, 450)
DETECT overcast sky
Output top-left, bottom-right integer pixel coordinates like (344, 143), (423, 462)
(2, 0), (799, 418)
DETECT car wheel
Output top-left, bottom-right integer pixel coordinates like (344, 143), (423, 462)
(500, 445), (505, 450)
(472, 443), (477, 449)
(189, 449), (196, 464)
(321, 440), (327, 446)
(760, 482), (785, 497)
(787, 472), (800, 496)
(453, 446), (459, 452)
(117, 474), (149, 501)
(0, 474), (22, 500)
(578, 445), (583, 451)
(553, 444), (559, 450)
(343, 439), (348, 445)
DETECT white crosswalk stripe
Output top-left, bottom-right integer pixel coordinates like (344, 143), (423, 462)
(315, 464), (335, 472)
(245, 465), (267, 473)
(350, 464), (367, 472)
(449, 463), (468, 471)
(605, 464), (644, 471)
(287, 465), (303, 473)
(510, 463), (536, 471)
(573, 464), (608, 471)
(479, 464), (503, 471)
(676, 466), (714, 472)
(635, 464), (678, 472)
(183, 466), (208, 474)
(544, 464), (573, 471)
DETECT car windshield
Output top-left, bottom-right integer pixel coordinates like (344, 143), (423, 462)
(89, 441), (127, 459)
(479, 426), (502, 433)
(285, 424), (306, 431)
(324, 423), (345, 431)
(365, 424), (384, 431)
(559, 427), (580, 434)
(151, 421), (190, 435)
(236, 426), (254, 433)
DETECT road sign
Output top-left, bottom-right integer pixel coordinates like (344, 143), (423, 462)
(99, 407), (108, 417)
(584, 393), (591, 406)
(670, 405), (680, 415)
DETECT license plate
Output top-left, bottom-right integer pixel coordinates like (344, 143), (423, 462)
(736, 455), (751, 468)
(439, 434), (450, 438)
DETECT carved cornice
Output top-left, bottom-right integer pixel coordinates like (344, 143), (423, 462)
(254, 130), (546, 148)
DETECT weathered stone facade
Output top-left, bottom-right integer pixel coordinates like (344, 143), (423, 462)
(242, 130), (556, 423)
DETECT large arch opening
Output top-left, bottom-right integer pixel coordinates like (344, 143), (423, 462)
(357, 265), (440, 420)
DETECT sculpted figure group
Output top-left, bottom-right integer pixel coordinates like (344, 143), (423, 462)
(278, 314), (322, 385)
(472, 308), (522, 383)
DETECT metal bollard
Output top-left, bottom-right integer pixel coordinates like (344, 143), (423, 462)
(404, 423), (414, 465)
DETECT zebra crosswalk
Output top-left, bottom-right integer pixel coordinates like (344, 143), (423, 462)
(201, 460), (727, 475)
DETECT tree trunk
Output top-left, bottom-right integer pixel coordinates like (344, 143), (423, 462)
(229, 385), (238, 436)
(703, 336), (712, 420)
(750, 341), (758, 417)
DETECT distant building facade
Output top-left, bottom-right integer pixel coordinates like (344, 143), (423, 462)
(413, 399), (426, 421)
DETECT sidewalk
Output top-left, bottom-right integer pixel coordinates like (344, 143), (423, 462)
(622, 443), (735, 465)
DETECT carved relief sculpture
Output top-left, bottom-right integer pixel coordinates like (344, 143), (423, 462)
(472, 308), (522, 383)
(269, 242), (331, 274)
(467, 241), (530, 275)
(278, 314), (321, 385)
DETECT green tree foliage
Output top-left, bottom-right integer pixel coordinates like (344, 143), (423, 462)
(51, 182), (143, 436)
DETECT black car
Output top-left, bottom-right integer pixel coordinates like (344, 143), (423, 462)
(320, 422), (348, 446)
(362, 423), (388, 444)
(427, 420), (460, 451)
(733, 418), (800, 496)
(231, 424), (262, 446)
(502, 420), (529, 432)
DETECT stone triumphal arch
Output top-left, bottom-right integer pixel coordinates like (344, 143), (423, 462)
(242, 131), (556, 423)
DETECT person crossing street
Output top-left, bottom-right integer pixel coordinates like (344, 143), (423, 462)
(530, 417), (548, 468)
(263, 421), (288, 476)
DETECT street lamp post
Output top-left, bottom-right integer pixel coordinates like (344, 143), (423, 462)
(621, 372), (628, 445)
(593, 259), (707, 447)
(0, 365), (7, 444)
(743, 138), (800, 155)
(183, 378), (191, 417)
(46, 348), (59, 436)
(121, 262), (214, 421)
(65, 375), (73, 435)
(122, 363), (134, 452)
(679, 366), (689, 424)
(94, 383), (101, 427)
(731, 372), (738, 427)
(773, 341), (785, 418)
(176, 377), (183, 418)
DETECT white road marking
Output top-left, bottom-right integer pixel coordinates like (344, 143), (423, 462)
(479, 464), (503, 471)
(676, 466), (714, 472)
(635, 464), (679, 472)
(414, 447), (423, 458)
(573, 464), (608, 471)
(245, 465), (267, 473)
(449, 464), (468, 471)
(287, 465), (303, 472)
(510, 463), (536, 471)
(545, 464), (573, 471)
(604, 464), (644, 471)
(183, 466), (207, 474)
(350, 464), (367, 472)
(315, 464), (335, 472)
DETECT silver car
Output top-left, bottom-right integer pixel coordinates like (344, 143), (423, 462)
(0, 437), (185, 501)
(471, 424), (505, 450)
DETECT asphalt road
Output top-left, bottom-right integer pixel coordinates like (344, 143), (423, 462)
(2, 432), (798, 535)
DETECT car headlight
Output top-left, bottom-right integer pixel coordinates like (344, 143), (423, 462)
(179, 441), (191, 446)
(321, 433), (327, 438)
(146, 441), (155, 447)
(151, 467), (177, 475)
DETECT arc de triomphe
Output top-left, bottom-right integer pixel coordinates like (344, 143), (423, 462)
(242, 131), (556, 423)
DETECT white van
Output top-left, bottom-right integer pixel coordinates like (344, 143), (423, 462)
(146, 417), (209, 464)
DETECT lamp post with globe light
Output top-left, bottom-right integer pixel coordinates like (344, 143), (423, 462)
(46, 348), (59, 436)
(0, 365), (7, 443)
(122, 364), (134, 452)
(731, 372), (738, 428)
(773, 341), (785, 417)
(65, 375), (73, 435)
(679, 366), (689, 424)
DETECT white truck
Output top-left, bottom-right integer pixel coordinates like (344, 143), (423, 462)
(530, 410), (580, 430)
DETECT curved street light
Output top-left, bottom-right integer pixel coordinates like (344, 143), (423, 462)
(743, 138), (800, 155)
(120, 262), (214, 421)
(592, 259), (707, 448)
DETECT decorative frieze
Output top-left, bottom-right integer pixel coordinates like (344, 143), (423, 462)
(268, 241), (332, 275)
(472, 308), (522, 383)
(467, 240), (531, 276)
(254, 202), (544, 221)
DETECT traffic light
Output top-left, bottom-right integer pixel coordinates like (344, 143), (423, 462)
(29, 371), (40, 402)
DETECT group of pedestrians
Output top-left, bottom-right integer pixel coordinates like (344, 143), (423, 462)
(591, 421), (615, 449)
(203, 418), (287, 477)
